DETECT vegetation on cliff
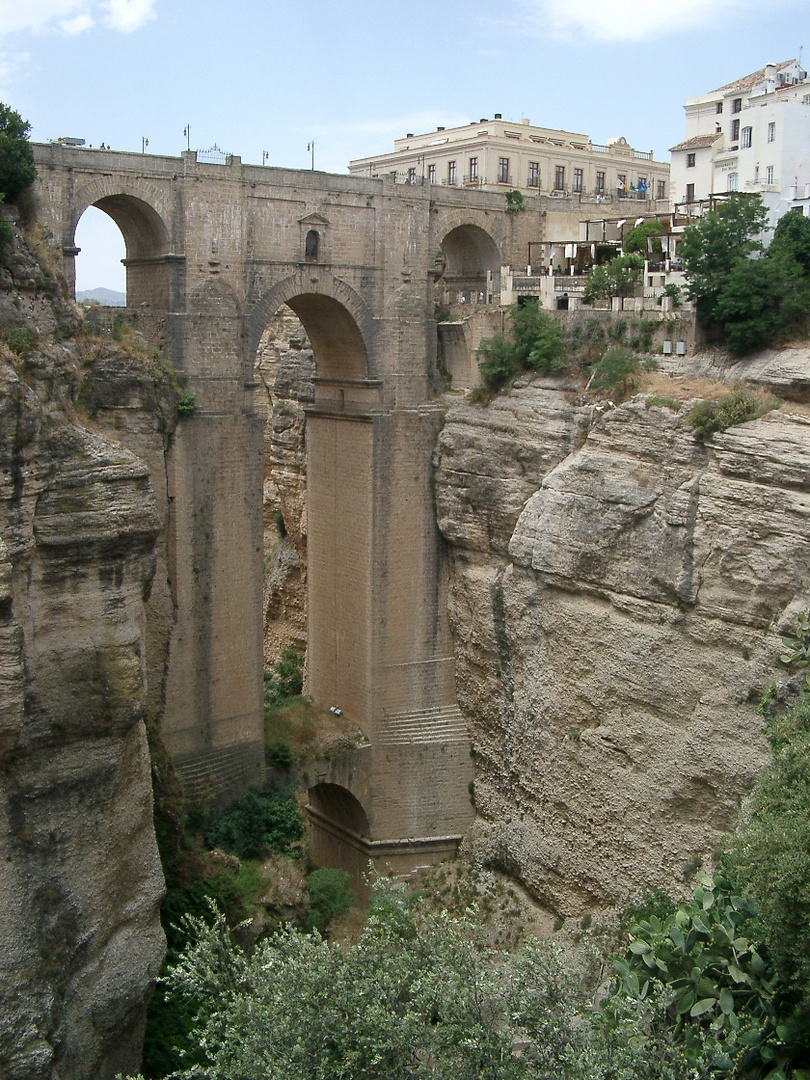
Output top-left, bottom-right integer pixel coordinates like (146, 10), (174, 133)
(681, 194), (810, 354)
(0, 103), (35, 204)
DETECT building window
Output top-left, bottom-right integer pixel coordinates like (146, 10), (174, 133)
(716, 101), (723, 114)
(448, 160), (456, 184)
(554, 164), (565, 189)
(768, 121), (776, 142)
(528, 161), (539, 187)
(596, 170), (605, 194)
(428, 163), (436, 184)
(731, 119), (740, 141)
(686, 183), (695, 202)
(657, 180), (666, 200)
(469, 156), (478, 181)
(741, 127), (752, 148)
(767, 165), (774, 184)
(617, 173), (627, 193)
(406, 167), (416, 184)
(727, 172), (738, 192)
(732, 97), (742, 113)
(686, 153), (696, 168)
(573, 168), (583, 192)
(498, 157), (509, 183)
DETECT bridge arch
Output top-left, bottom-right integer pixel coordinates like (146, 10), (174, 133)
(439, 221), (502, 303)
(247, 271), (375, 382)
(69, 178), (174, 309)
(307, 782), (372, 892)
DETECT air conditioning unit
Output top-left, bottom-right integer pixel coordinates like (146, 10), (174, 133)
(662, 340), (673, 355)
(676, 341), (687, 355)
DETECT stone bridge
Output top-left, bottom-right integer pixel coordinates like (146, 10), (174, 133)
(32, 142), (543, 878)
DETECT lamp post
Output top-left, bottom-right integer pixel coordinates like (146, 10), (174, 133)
(183, 125), (190, 151)
(141, 136), (149, 154)
(307, 141), (315, 171)
(263, 150), (269, 166)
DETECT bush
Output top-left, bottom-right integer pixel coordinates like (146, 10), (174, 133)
(266, 738), (294, 771)
(176, 390), (196, 417)
(686, 385), (780, 440)
(588, 346), (654, 400)
(476, 301), (565, 392)
(205, 782), (304, 860)
(305, 868), (354, 932)
(264, 645), (304, 706)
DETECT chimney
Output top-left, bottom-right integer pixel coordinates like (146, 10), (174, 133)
(494, 113), (502, 119)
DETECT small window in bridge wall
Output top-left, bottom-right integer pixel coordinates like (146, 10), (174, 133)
(305, 230), (320, 261)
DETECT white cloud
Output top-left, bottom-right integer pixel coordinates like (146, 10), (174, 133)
(0, 0), (155, 37)
(525, 0), (752, 43)
(61, 11), (95, 34)
(102, 0), (155, 33)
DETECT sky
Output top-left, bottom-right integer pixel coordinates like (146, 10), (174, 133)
(1, 0), (807, 291)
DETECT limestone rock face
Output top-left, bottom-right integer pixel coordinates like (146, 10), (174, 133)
(435, 384), (810, 915)
(0, 225), (170, 1078)
(255, 308), (314, 664)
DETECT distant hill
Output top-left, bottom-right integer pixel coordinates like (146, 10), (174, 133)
(77, 288), (126, 306)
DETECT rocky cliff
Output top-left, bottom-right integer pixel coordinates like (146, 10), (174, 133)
(434, 365), (810, 915)
(0, 220), (173, 1078)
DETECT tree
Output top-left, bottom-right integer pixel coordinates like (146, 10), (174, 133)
(476, 301), (565, 391)
(583, 253), (644, 303)
(679, 194), (768, 327)
(0, 103), (36, 203)
(623, 220), (663, 256)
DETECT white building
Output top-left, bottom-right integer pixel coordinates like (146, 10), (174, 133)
(349, 115), (669, 203)
(670, 59), (810, 227)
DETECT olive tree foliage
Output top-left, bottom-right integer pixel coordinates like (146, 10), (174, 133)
(140, 879), (707, 1080)
(0, 103), (36, 203)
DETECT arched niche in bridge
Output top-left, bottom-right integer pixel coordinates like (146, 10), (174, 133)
(307, 783), (372, 893)
(308, 783), (370, 838)
(439, 223), (501, 305)
(73, 193), (172, 310)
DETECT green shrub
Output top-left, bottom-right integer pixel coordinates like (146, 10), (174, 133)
(176, 390), (196, 417)
(264, 645), (304, 706)
(305, 867), (354, 932)
(0, 217), (12, 260)
(588, 346), (654, 400)
(477, 331), (519, 391)
(686, 385), (780, 440)
(273, 507), (286, 537)
(266, 737), (294, 771)
(205, 782), (304, 860)
(2, 327), (33, 357)
(645, 394), (682, 412)
(611, 864), (794, 1078)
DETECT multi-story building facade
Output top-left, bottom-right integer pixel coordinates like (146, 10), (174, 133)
(348, 114), (670, 203)
(670, 59), (810, 225)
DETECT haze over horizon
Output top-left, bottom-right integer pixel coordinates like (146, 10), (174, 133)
(2, 0), (805, 291)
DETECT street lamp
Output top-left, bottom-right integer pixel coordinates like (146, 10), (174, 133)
(141, 136), (149, 153)
(183, 125), (190, 151)
(263, 150), (269, 166)
(307, 141), (315, 170)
